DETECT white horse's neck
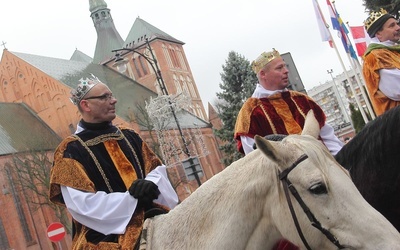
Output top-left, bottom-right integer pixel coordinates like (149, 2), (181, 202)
(151, 150), (282, 249)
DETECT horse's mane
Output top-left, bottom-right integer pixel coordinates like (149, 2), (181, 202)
(335, 106), (400, 221)
(335, 106), (400, 172)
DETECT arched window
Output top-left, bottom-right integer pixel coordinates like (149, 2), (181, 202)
(186, 76), (197, 98)
(180, 75), (189, 96)
(196, 104), (205, 120)
(174, 74), (182, 94)
(176, 47), (187, 70)
(133, 57), (142, 77)
(168, 45), (181, 68)
(162, 43), (173, 68)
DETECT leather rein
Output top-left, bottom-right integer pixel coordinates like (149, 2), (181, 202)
(278, 154), (345, 249)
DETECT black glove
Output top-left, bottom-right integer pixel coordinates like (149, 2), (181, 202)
(129, 179), (160, 207)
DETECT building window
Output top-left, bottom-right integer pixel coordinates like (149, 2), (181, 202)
(186, 77), (197, 98)
(173, 75), (182, 94)
(162, 44), (173, 68)
(4, 163), (33, 245)
(168, 46), (181, 69)
(176, 47), (187, 70)
(0, 218), (10, 249)
(133, 58), (142, 77)
(139, 56), (148, 75)
(196, 104), (205, 120)
(180, 75), (189, 96)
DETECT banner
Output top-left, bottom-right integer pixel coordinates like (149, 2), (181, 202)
(349, 26), (370, 56)
(326, 0), (357, 59)
(312, 0), (331, 43)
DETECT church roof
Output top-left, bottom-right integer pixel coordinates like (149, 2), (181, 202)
(124, 17), (184, 47)
(13, 51), (155, 121)
(11, 51), (209, 130)
(0, 103), (61, 155)
(70, 49), (93, 63)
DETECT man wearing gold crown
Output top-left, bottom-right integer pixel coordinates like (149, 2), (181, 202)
(234, 49), (343, 249)
(49, 74), (178, 249)
(363, 9), (400, 116)
(234, 49), (343, 156)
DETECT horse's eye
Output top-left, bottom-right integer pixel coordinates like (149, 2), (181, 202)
(309, 183), (327, 195)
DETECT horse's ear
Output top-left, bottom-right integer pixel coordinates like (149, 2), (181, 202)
(255, 135), (279, 161)
(301, 110), (320, 139)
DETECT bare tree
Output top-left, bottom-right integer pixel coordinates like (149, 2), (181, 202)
(4, 150), (72, 235)
(126, 104), (162, 158)
(126, 103), (188, 197)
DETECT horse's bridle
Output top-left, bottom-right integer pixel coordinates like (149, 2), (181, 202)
(278, 154), (346, 250)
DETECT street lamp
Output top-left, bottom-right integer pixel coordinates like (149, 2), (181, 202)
(112, 39), (168, 96)
(112, 38), (203, 186)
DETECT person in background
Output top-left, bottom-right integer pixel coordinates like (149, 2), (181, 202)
(234, 49), (344, 250)
(49, 74), (178, 249)
(363, 8), (400, 116)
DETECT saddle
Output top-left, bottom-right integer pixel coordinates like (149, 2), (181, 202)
(134, 207), (167, 250)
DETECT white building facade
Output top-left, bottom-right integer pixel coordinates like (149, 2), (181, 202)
(306, 68), (374, 141)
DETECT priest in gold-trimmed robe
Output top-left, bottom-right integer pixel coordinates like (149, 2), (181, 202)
(49, 74), (178, 250)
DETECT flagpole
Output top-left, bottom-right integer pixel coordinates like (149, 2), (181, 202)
(346, 22), (376, 119)
(332, 41), (369, 123)
(327, 0), (369, 123)
(345, 53), (376, 119)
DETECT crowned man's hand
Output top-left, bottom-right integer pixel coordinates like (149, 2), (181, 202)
(129, 179), (160, 209)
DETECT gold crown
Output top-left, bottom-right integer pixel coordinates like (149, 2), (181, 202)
(70, 74), (103, 105)
(251, 48), (281, 74)
(364, 8), (388, 32)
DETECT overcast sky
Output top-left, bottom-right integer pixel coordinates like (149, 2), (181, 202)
(1, 0), (368, 109)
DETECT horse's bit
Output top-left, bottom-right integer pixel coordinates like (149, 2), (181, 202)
(278, 154), (346, 250)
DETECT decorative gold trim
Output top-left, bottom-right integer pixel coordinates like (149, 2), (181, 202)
(74, 135), (114, 192)
(84, 132), (124, 146)
(290, 96), (306, 119)
(73, 128), (145, 193)
(120, 128), (144, 178)
(259, 104), (277, 134)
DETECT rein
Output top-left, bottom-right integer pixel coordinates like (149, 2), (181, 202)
(278, 154), (345, 250)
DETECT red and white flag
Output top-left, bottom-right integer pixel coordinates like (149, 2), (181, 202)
(349, 26), (370, 56)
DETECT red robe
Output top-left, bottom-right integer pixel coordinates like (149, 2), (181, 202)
(234, 91), (326, 154)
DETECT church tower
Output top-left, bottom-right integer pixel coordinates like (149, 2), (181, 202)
(108, 17), (208, 120)
(89, 0), (124, 63)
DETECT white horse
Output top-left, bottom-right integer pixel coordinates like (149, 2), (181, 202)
(140, 111), (400, 249)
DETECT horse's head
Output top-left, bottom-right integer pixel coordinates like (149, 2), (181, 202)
(149, 111), (400, 250)
(254, 110), (400, 249)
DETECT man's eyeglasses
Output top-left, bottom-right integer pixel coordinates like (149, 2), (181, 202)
(84, 93), (114, 101)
